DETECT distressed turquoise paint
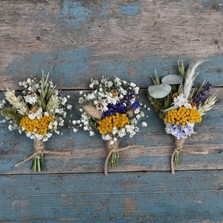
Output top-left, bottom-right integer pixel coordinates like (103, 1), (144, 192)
(120, 5), (140, 16)
(202, 0), (223, 13)
(5, 48), (92, 87)
(98, 55), (223, 87)
(1, 171), (223, 222)
(91, 2), (110, 18)
(61, 1), (90, 27)
(5, 52), (223, 88)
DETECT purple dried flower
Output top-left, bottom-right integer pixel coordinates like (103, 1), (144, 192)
(165, 123), (195, 139)
(101, 103), (127, 119)
(193, 82), (212, 106)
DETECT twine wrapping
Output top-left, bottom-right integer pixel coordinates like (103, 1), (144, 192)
(170, 138), (185, 174)
(104, 140), (131, 176)
(15, 139), (72, 168)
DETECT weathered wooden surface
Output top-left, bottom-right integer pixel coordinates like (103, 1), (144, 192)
(1, 171), (223, 223)
(1, 0), (223, 89)
(0, 0), (223, 222)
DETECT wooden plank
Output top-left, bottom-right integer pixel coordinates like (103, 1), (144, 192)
(0, 0), (223, 89)
(0, 89), (222, 174)
(0, 171), (223, 222)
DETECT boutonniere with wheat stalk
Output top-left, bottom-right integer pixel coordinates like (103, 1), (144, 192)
(148, 61), (217, 174)
(72, 77), (149, 175)
(0, 73), (72, 172)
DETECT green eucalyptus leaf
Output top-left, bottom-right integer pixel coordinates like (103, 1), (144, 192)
(148, 84), (171, 99)
(162, 75), (182, 85)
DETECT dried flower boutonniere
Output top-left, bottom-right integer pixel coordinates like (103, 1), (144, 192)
(0, 73), (72, 172)
(148, 61), (217, 174)
(72, 77), (148, 175)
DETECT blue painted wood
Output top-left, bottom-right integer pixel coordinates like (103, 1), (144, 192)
(1, 171), (223, 223)
(3, 53), (223, 89)
(0, 0), (223, 222)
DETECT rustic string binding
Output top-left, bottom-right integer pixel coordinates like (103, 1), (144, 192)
(15, 140), (71, 168)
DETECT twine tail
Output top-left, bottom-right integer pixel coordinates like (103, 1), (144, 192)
(14, 140), (45, 171)
(43, 150), (72, 156)
(15, 152), (39, 167)
(104, 150), (114, 176)
(170, 138), (185, 174)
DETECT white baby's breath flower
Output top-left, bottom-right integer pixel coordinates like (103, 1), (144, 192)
(134, 87), (139, 94)
(102, 134), (112, 141)
(83, 126), (89, 131)
(73, 128), (78, 133)
(89, 131), (95, 136)
(8, 124), (13, 131)
(61, 97), (67, 105)
(26, 78), (31, 84)
(46, 133), (53, 138)
(173, 94), (192, 108)
(130, 133), (135, 138)
(134, 108), (140, 114)
(136, 114), (141, 120)
(44, 112), (49, 116)
(142, 122), (147, 127)
(89, 83), (94, 89)
(130, 82), (136, 87)
(118, 128), (126, 138)
(112, 128), (118, 135)
(24, 92), (38, 105)
(67, 105), (72, 110)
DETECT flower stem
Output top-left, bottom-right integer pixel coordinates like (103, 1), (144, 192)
(108, 152), (120, 168)
(31, 155), (45, 172)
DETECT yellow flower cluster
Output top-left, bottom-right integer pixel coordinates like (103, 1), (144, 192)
(98, 113), (129, 135)
(164, 107), (202, 126)
(19, 116), (54, 135)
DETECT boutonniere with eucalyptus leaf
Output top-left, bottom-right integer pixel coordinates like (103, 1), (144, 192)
(0, 73), (72, 172)
(72, 77), (148, 175)
(148, 61), (217, 174)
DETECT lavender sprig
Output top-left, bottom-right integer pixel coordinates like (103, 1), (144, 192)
(193, 82), (212, 106)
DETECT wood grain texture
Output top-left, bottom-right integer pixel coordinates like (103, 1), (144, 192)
(0, 0), (223, 89)
(1, 171), (223, 223)
(0, 0), (223, 222)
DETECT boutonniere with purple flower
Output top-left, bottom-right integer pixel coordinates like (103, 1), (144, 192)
(72, 77), (149, 175)
(0, 73), (72, 172)
(148, 61), (217, 174)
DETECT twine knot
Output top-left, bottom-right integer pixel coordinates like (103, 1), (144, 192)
(34, 140), (45, 154)
(15, 139), (72, 168)
(104, 140), (133, 176)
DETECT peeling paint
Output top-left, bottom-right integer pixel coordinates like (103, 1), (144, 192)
(124, 197), (137, 216)
(61, 1), (90, 27)
(120, 5), (140, 16)
(12, 200), (29, 208)
(202, 0), (223, 13)
(5, 48), (92, 88)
